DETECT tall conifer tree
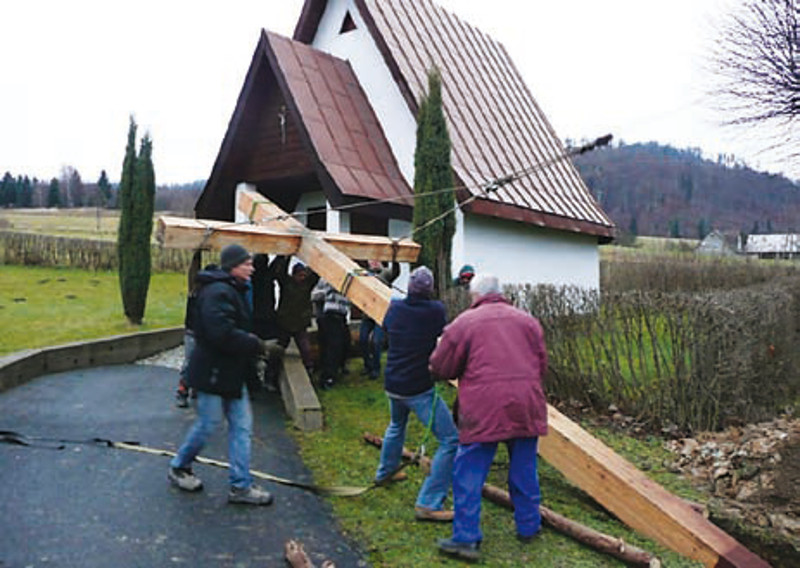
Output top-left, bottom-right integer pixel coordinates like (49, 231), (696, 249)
(117, 117), (155, 324)
(412, 68), (455, 297)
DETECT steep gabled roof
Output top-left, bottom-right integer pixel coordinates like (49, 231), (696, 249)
(197, 29), (412, 221)
(295, 0), (614, 238)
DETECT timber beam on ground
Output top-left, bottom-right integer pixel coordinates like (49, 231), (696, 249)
(156, 185), (767, 567)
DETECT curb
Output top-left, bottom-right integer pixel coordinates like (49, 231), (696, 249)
(0, 327), (184, 393)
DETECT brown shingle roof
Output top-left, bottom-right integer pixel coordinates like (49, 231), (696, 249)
(267, 30), (413, 205)
(197, 29), (412, 220)
(296, 0), (614, 238)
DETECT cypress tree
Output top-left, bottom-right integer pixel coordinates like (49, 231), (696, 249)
(412, 68), (455, 297)
(117, 116), (155, 325)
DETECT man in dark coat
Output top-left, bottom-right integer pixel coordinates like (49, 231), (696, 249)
(375, 266), (458, 522)
(430, 273), (549, 561)
(168, 244), (274, 506)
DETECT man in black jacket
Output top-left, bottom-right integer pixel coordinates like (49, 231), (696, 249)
(168, 244), (274, 505)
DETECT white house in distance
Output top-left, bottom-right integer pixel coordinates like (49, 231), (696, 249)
(195, 0), (615, 290)
(744, 234), (800, 259)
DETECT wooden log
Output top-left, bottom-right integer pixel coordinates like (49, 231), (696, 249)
(362, 432), (658, 567)
(156, 215), (421, 262)
(481, 484), (659, 567)
(284, 539), (336, 568)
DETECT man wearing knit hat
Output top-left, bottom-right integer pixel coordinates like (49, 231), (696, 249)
(168, 243), (275, 506)
(375, 266), (458, 522)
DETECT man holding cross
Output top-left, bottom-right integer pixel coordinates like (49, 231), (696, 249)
(168, 244), (275, 506)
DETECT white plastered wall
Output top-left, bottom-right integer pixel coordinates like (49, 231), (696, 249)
(459, 213), (600, 289)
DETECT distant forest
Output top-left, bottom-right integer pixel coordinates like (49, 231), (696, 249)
(0, 168), (203, 216)
(573, 141), (800, 239)
(5, 141), (800, 239)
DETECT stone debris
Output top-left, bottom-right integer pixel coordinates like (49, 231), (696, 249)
(664, 414), (800, 544)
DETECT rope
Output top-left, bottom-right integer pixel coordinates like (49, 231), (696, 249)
(0, 430), (370, 497)
(248, 134), (612, 226)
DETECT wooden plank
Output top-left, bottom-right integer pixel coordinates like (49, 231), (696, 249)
(237, 186), (398, 324)
(157, 216), (301, 255)
(539, 405), (769, 567)
(156, 215), (421, 262)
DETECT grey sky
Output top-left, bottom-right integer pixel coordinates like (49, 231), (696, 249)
(2, 0), (786, 186)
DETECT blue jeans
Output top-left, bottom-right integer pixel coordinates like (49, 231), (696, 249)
(376, 388), (459, 510)
(359, 318), (384, 378)
(451, 437), (541, 543)
(170, 387), (253, 489)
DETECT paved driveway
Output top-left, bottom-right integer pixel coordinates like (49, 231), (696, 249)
(0, 364), (365, 567)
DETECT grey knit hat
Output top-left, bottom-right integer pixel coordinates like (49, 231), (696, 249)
(220, 244), (251, 271)
(408, 266), (434, 296)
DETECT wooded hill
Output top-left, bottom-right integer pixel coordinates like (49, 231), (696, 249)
(573, 142), (800, 239)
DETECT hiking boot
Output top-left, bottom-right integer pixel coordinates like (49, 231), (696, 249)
(175, 390), (189, 408)
(415, 506), (454, 522)
(228, 484), (273, 505)
(516, 531), (540, 544)
(168, 467), (203, 492)
(438, 538), (481, 561)
(374, 470), (408, 486)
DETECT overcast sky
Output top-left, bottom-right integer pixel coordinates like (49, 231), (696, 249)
(2, 0), (785, 186)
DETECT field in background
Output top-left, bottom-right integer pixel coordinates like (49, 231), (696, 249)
(0, 207), (186, 241)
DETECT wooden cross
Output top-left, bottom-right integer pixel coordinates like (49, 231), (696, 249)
(156, 184), (767, 568)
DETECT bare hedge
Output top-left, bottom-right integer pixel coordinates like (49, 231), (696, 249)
(444, 276), (800, 433)
(517, 282), (799, 432)
(0, 231), (193, 272)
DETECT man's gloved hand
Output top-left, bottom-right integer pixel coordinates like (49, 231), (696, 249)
(260, 339), (285, 359)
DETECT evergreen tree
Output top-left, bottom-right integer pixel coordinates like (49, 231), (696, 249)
(97, 170), (112, 206)
(117, 116), (156, 325)
(1, 172), (14, 207)
(669, 218), (682, 238)
(412, 68), (455, 297)
(47, 178), (61, 208)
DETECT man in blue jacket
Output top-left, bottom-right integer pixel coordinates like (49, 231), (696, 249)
(375, 266), (458, 521)
(168, 244), (274, 506)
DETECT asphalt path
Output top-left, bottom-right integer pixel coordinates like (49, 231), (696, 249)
(0, 364), (366, 568)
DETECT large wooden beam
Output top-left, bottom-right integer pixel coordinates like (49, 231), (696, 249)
(156, 216), (421, 262)
(236, 186), (403, 324)
(539, 405), (768, 567)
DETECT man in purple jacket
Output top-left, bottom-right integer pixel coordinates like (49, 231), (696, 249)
(429, 273), (548, 562)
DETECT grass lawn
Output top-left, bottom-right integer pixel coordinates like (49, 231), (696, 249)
(294, 365), (705, 567)
(0, 265), (186, 356)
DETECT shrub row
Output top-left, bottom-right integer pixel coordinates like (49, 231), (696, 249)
(502, 279), (800, 433)
(0, 231), (193, 272)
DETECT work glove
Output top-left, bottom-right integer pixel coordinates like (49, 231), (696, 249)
(260, 338), (285, 359)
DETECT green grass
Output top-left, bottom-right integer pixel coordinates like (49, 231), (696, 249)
(0, 265), (186, 356)
(294, 365), (704, 567)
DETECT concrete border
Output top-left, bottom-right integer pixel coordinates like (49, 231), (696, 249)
(0, 327), (325, 432)
(0, 327), (185, 393)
